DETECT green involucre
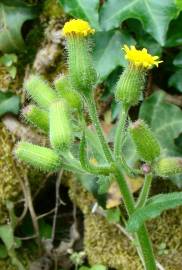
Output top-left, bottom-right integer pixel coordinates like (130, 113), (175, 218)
(155, 157), (182, 177)
(23, 105), (49, 133)
(66, 36), (97, 96)
(129, 119), (160, 162)
(15, 142), (61, 171)
(49, 99), (72, 152)
(54, 74), (83, 110)
(115, 64), (146, 107)
(24, 75), (57, 109)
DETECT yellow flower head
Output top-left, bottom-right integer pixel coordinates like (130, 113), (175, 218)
(63, 19), (95, 37)
(123, 45), (163, 69)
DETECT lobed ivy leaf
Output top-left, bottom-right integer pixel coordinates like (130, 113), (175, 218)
(100, 0), (178, 45)
(0, 0), (37, 53)
(126, 192), (182, 232)
(139, 90), (182, 156)
(58, 0), (100, 30)
(93, 30), (135, 82)
(0, 91), (20, 117)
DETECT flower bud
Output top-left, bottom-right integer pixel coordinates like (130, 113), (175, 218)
(115, 65), (145, 107)
(49, 99), (72, 152)
(24, 75), (57, 109)
(129, 120), (160, 163)
(15, 142), (61, 172)
(155, 157), (182, 177)
(23, 105), (49, 133)
(63, 19), (97, 96)
(54, 74), (83, 111)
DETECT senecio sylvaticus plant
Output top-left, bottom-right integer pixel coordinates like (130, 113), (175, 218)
(16, 19), (182, 270)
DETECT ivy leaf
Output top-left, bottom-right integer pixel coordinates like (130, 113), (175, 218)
(166, 12), (182, 47)
(0, 91), (20, 117)
(173, 51), (182, 67)
(139, 90), (182, 156)
(59, 0), (100, 30)
(168, 69), (182, 92)
(0, 0), (37, 53)
(93, 30), (135, 82)
(100, 0), (178, 45)
(127, 192), (182, 232)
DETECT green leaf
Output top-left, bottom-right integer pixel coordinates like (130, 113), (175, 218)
(0, 225), (14, 250)
(139, 90), (182, 156)
(168, 69), (182, 92)
(166, 12), (182, 47)
(58, 0), (100, 30)
(0, 91), (20, 117)
(91, 265), (107, 270)
(106, 208), (120, 223)
(100, 0), (178, 45)
(93, 30), (135, 82)
(173, 51), (182, 67)
(0, 53), (17, 66)
(97, 176), (110, 194)
(176, 0), (182, 10)
(127, 192), (182, 232)
(0, 0), (37, 53)
(0, 244), (8, 259)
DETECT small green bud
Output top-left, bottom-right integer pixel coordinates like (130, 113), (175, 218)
(49, 99), (72, 152)
(15, 142), (61, 171)
(23, 105), (49, 133)
(66, 36), (97, 96)
(24, 75), (57, 109)
(155, 157), (182, 177)
(54, 74), (83, 111)
(129, 120), (160, 163)
(115, 64), (146, 107)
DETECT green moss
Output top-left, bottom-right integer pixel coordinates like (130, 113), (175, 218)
(43, 0), (64, 18)
(69, 178), (182, 270)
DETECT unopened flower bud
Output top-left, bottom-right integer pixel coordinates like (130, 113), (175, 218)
(15, 142), (61, 172)
(63, 19), (97, 96)
(23, 105), (49, 133)
(54, 74), (83, 111)
(129, 120), (160, 163)
(24, 75), (57, 109)
(49, 99), (72, 152)
(155, 157), (182, 177)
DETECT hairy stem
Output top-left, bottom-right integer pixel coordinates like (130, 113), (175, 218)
(136, 173), (153, 208)
(114, 105), (129, 160)
(86, 94), (113, 163)
(114, 165), (157, 270)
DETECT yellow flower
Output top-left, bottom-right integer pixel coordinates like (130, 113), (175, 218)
(63, 19), (95, 37)
(123, 45), (163, 69)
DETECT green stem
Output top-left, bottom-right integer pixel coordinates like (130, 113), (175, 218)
(136, 173), (153, 208)
(114, 165), (157, 270)
(135, 225), (157, 270)
(86, 94), (113, 163)
(114, 105), (128, 160)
